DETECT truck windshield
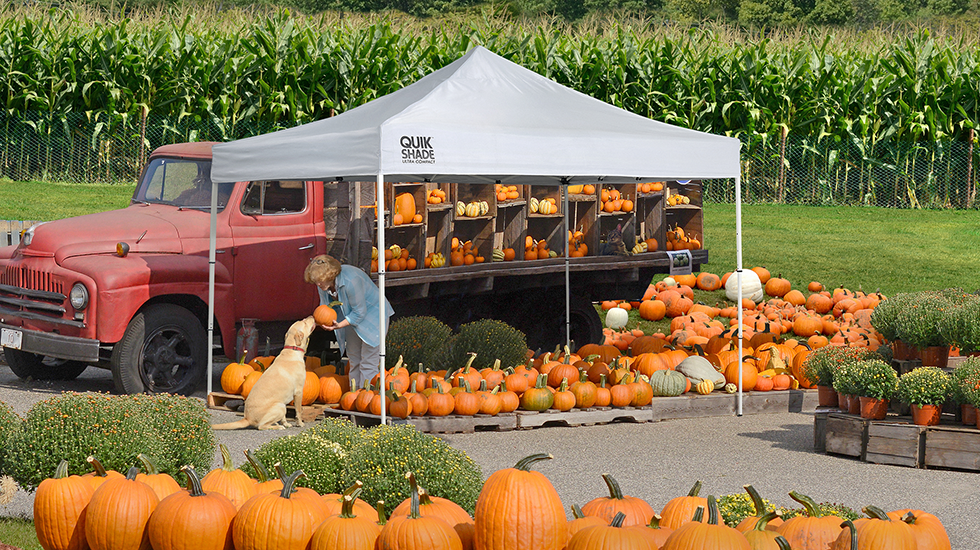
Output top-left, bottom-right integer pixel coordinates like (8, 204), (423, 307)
(133, 158), (234, 211)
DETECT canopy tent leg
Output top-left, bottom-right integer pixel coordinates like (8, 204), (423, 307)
(563, 181), (571, 352)
(736, 174), (743, 417)
(207, 180), (218, 396)
(377, 171), (387, 425)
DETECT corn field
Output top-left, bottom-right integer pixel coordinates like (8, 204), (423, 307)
(0, 6), (978, 207)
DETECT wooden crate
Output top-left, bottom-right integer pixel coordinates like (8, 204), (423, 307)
(596, 213), (637, 256)
(649, 393), (734, 421)
(391, 183), (426, 226)
(824, 413), (871, 460)
(495, 183), (526, 205)
(924, 425), (980, 471)
(866, 421), (927, 468)
(494, 203), (526, 255)
(813, 410), (830, 452)
(384, 225), (424, 271)
(568, 198), (598, 257)
(455, 183), (497, 219)
(452, 217), (494, 263)
(207, 392), (325, 423)
(525, 217), (564, 260)
(425, 209), (452, 262)
(527, 185), (562, 217)
(636, 193), (664, 253)
(425, 182), (453, 211)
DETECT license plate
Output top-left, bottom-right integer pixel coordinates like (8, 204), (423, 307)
(1, 328), (22, 350)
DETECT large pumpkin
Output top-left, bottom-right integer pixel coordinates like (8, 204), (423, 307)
(220, 354), (255, 395)
(725, 270), (764, 304)
(566, 512), (654, 550)
(648, 369), (687, 397)
(831, 507), (917, 550)
(581, 474), (655, 527)
(638, 300), (667, 321)
(696, 272), (722, 291)
(391, 473), (474, 549)
(134, 454), (181, 502)
(473, 454), (566, 550)
(34, 460), (95, 550)
(886, 509), (950, 550)
(659, 481), (708, 530)
(232, 471), (329, 550)
(735, 485), (783, 533)
(147, 465), (237, 550)
(311, 488), (381, 550)
(201, 444), (256, 510)
(775, 491), (843, 550)
(85, 466), (159, 550)
(661, 496), (750, 549)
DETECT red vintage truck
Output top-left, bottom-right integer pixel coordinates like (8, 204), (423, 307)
(0, 142), (708, 394)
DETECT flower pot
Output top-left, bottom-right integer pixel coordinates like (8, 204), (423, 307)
(859, 396), (889, 420)
(817, 385), (838, 407)
(911, 404), (941, 426)
(892, 340), (919, 361)
(918, 346), (950, 368)
(837, 391), (850, 412)
(962, 403), (977, 426)
(847, 394), (862, 415)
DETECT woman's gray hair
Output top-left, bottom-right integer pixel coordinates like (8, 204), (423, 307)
(304, 254), (342, 285)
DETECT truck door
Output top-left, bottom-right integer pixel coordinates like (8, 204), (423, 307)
(229, 180), (322, 320)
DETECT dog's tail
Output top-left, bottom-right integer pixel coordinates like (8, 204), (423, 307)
(211, 418), (251, 430)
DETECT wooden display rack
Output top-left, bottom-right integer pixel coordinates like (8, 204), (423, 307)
(207, 391), (326, 423)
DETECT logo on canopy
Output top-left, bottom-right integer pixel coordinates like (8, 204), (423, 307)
(400, 136), (436, 164)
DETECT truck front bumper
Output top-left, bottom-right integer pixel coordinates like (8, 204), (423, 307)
(0, 322), (101, 363)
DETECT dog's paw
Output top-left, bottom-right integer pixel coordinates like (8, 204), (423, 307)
(295, 420), (305, 428)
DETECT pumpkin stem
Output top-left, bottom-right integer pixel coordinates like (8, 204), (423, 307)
(744, 484), (769, 516)
(559, 378), (569, 392)
(707, 496), (721, 525)
(86, 456), (110, 477)
(180, 465), (207, 497)
(406, 471), (423, 519)
(513, 453), (553, 471)
(339, 488), (363, 519)
(648, 513), (664, 529)
(218, 443), (235, 471)
(125, 466), (141, 481)
(754, 510), (782, 532)
(244, 450), (274, 483)
(775, 535), (793, 550)
(789, 491), (825, 518)
(278, 470), (307, 499)
(571, 504), (587, 519)
(492, 358), (501, 371)
(900, 511), (917, 525)
(600, 473), (626, 500)
(687, 480), (702, 497)
(840, 520), (858, 550)
(376, 501), (387, 525)
(53, 459), (69, 479)
(479, 379), (488, 392)
(691, 506), (705, 523)
(609, 512), (627, 528)
(861, 506), (892, 521)
(136, 453), (163, 476)
(599, 374), (607, 388)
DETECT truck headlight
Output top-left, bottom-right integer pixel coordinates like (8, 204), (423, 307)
(20, 222), (45, 247)
(70, 283), (89, 310)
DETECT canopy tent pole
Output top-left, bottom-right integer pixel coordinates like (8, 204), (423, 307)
(735, 174), (743, 416)
(207, 180), (218, 396)
(377, 171), (387, 425)
(563, 181), (571, 352)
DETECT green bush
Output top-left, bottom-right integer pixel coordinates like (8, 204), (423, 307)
(440, 319), (528, 373)
(0, 401), (21, 476)
(4, 392), (215, 491)
(780, 501), (860, 521)
(239, 431), (346, 494)
(717, 490), (775, 527)
(303, 416), (365, 454)
(340, 424), (483, 516)
(385, 316), (453, 372)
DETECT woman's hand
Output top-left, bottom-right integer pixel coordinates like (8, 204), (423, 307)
(320, 319), (350, 331)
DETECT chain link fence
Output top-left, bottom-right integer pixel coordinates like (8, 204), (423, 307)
(2, 110), (978, 209)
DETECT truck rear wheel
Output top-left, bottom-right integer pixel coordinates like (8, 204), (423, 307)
(110, 304), (207, 395)
(2, 348), (89, 380)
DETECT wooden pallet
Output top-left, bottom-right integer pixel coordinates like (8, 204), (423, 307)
(824, 413), (872, 460)
(321, 408), (518, 434)
(206, 392), (326, 423)
(925, 425), (980, 471)
(516, 407), (648, 429)
(865, 421), (926, 468)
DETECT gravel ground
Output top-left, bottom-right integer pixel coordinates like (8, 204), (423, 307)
(0, 356), (977, 548)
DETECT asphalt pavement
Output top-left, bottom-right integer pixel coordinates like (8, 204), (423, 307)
(0, 356), (976, 548)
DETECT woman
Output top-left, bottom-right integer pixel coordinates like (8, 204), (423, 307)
(304, 254), (394, 388)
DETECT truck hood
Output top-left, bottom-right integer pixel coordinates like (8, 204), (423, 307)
(24, 205), (195, 261)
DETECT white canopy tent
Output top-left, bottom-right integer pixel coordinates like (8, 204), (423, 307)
(208, 45), (748, 421)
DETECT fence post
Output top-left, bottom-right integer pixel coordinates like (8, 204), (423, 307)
(778, 126), (788, 203)
(968, 128), (975, 209)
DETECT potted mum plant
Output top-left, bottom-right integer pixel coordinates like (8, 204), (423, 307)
(896, 367), (952, 426)
(832, 361), (861, 414)
(848, 359), (897, 420)
(944, 296), (980, 357)
(871, 293), (914, 359)
(894, 292), (953, 368)
(804, 347), (875, 408)
(952, 358), (980, 426)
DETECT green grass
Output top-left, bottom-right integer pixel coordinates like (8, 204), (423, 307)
(0, 178), (134, 221)
(0, 517), (42, 550)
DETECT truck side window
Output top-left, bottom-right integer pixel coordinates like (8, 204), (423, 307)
(241, 180), (306, 215)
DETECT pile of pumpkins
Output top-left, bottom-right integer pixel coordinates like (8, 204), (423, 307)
(33, 450), (950, 550)
(610, 267), (886, 353)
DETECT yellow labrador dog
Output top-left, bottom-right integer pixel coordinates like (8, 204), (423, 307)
(213, 316), (316, 430)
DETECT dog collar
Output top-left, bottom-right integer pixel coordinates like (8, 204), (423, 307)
(282, 345), (305, 352)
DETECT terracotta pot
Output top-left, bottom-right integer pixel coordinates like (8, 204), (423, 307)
(918, 346), (950, 368)
(817, 385), (838, 407)
(911, 404), (941, 426)
(847, 394), (862, 415)
(837, 391), (850, 412)
(962, 403), (977, 426)
(859, 396), (889, 420)
(892, 340), (919, 361)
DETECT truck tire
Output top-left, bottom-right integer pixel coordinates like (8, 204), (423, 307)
(2, 348), (89, 380)
(561, 294), (604, 350)
(110, 304), (207, 395)
(517, 293), (603, 352)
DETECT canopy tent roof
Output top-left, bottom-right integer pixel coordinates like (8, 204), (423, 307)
(210, 46), (739, 185)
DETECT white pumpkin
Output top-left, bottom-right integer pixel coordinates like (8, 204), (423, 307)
(605, 307), (629, 330)
(724, 269), (764, 303)
(662, 276), (677, 287)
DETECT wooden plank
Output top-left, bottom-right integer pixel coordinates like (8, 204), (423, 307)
(322, 408), (517, 434)
(924, 425), (980, 471)
(740, 391), (790, 415)
(813, 411), (829, 453)
(516, 407), (649, 429)
(825, 414), (869, 459)
(866, 422), (926, 468)
(649, 393), (734, 420)
(789, 389), (820, 413)
(206, 392), (325, 423)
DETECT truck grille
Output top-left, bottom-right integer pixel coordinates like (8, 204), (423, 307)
(0, 266), (69, 320)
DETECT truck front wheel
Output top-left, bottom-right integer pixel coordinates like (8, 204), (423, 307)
(3, 348), (88, 380)
(110, 304), (207, 395)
